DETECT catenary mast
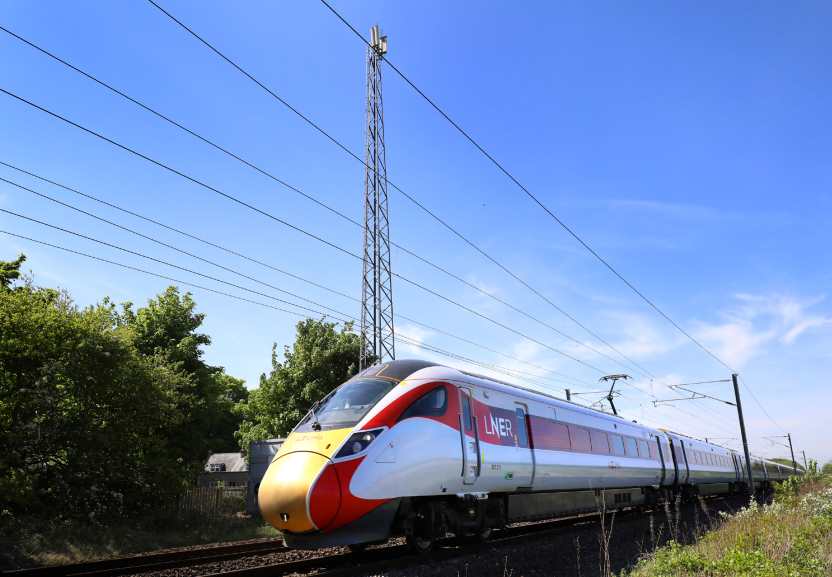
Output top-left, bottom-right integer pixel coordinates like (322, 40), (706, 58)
(360, 25), (394, 369)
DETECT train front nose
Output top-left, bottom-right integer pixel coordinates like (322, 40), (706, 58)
(258, 451), (341, 534)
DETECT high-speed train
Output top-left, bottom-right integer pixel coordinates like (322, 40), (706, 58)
(258, 360), (799, 550)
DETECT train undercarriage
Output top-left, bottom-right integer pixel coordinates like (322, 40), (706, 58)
(393, 482), (772, 552)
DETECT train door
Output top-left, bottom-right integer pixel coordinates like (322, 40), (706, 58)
(667, 438), (679, 485)
(679, 440), (691, 484)
(458, 388), (480, 485)
(731, 453), (740, 482)
(655, 435), (667, 485)
(514, 403), (535, 487)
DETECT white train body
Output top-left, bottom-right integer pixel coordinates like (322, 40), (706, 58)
(258, 361), (798, 548)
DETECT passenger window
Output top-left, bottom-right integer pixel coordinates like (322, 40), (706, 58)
(637, 440), (649, 458)
(624, 437), (638, 457)
(610, 434), (625, 456)
(398, 386), (447, 421)
(569, 425), (591, 452)
(649, 440), (659, 460)
(590, 430), (610, 454)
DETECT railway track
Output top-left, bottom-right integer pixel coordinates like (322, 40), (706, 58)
(4, 540), (287, 577)
(196, 495), (745, 577)
(8, 494), (744, 577)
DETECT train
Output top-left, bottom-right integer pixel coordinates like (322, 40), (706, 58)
(257, 360), (800, 551)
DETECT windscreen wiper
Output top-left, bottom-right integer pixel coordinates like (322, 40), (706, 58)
(309, 400), (322, 431)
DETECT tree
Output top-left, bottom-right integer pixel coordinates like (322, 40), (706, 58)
(0, 259), (246, 521)
(0, 281), (188, 518)
(236, 318), (361, 449)
(121, 287), (247, 468)
(0, 254), (26, 289)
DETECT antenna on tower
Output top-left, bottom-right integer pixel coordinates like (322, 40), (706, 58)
(360, 24), (394, 370)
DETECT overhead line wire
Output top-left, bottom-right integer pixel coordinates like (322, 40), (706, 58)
(0, 24), (634, 378)
(0, 227), (585, 393)
(0, 230), (314, 319)
(319, 1), (787, 435)
(0, 161), (592, 387)
(0, 160), (357, 302)
(0, 175), (353, 321)
(0, 207), (355, 323)
(143, 0), (654, 381)
(0, 225), (728, 433)
(0, 86), (611, 374)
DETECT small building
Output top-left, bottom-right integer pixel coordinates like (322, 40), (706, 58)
(198, 452), (248, 489)
(247, 438), (284, 514)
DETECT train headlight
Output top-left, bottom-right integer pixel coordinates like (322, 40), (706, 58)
(336, 429), (383, 458)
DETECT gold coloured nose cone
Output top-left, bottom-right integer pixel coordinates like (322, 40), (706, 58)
(258, 451), (331, 533)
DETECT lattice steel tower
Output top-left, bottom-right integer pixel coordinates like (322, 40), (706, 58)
(360, 25), (394, 369)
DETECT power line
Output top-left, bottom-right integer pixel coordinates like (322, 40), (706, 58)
(0, 230), (315, 320)
(0, 175), (354, 321)
(0, 227), (588, 394)
(738, 374), (787, 433)
(0, 225), (733, 439)
(0, 162), (592, 387)
(143, 0), (654, 381)
(0, 207), (355, 323)
(321, 3), (791, 436)
(0, 160), (358, 302)
(318, 0), (753, 387)
(0, 87), (612, 376)
(0, 23), (641, 379)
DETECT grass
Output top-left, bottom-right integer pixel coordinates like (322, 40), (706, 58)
(625, 473), (832, 577)
(1, 513), (280, 569)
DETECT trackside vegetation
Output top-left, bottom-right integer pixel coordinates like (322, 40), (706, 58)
(0, 255), (359, 567)
(624, 465), (832, 577)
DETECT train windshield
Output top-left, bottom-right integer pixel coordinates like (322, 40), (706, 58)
(296, 378), (396, 432)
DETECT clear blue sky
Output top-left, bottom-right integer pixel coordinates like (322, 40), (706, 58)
(1, 1), (829, 463)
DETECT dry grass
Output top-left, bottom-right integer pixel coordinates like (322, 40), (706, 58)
(1, 513), (280, 569)
(625, 475), (832, 577)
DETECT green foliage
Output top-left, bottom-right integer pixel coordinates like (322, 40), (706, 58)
(0, 254), (26, 289)
(122, 287), (247, 456)
(770, 457), (801, 470)
(235, 318), (362, 448)
(0, 256), (245, 523)
(626, 480), (832, 577)
(822, 462), (832, 476)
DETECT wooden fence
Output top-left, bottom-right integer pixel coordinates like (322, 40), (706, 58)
(174, 486), (248, 519)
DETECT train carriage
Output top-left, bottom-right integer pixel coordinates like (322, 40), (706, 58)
(258, 360), (800, 550)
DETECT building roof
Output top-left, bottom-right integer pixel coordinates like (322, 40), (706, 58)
(204, 452), (248, 473)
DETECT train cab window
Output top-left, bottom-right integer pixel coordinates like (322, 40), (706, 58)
(590, 430), (610, 454)
(624, 437), (638, 457)
(610, 434), (625, 456)
(296, 377), (396, 432)
(637, 440), (649, 459)
(569, 425), (591, 452)
(398, 386), (447, 421)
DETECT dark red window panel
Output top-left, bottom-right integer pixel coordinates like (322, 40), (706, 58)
(590, 430), (610, 454)
(569, 425), (592, 453)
